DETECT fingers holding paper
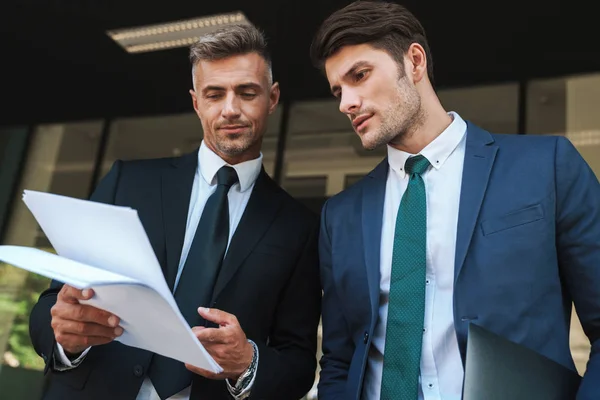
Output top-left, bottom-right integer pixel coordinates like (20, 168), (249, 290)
(185, 307), (254, 381)
(51, 284), (123, 355)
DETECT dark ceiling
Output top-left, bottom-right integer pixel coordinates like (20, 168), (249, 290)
(0, 0), (597, 126)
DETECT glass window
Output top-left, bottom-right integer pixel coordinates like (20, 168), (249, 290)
(528, 73), (600, 176)
(101, 113), (203, 176)
(0, 126), (29, 237)
(259, 105), (283, 178)
(526, 77), (566, 135)
(282, 176), (327, 198)
(565, 74), (600, 177)
(0, 121), (104, 398)
(283, 99), (383, 199)
(437, 82), (519, 134)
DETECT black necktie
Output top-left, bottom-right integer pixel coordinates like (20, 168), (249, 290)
(148, 165), (239, 399)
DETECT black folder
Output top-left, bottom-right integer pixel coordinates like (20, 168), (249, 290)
(463, 324), (581, 400)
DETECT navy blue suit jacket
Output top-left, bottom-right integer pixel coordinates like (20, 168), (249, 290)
(318, 123), (600, 399)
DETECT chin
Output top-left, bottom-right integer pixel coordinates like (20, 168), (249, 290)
(360, 140), (379, 151)
(219, 144), (249, 156)
(218, 137), (256, 156)
(359, 131), (383, 151)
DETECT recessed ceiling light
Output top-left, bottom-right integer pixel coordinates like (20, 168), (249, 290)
(106, 12), (250, 54)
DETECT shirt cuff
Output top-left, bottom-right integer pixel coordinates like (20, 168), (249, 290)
(225, 340), (259, 399)
(53, 343), (91, 371)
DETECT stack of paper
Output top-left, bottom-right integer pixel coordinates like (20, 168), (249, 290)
(0, 190), (221, 373)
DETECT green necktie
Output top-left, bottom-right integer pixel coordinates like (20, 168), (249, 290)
(380, 154), (430, 399)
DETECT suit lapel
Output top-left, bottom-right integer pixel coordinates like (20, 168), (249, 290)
(454, 123), (498, 282)
(211, 169), (284, 301)
(362, 159), (388, 324)
(161, 150), (198, 292)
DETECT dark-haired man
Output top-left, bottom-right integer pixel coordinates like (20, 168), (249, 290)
(311, 1), (600, 399)
(29, 24), (321, 400)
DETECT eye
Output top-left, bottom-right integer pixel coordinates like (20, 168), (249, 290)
(206, 93), (222, 100)
(241, 92), (257, 99)
(355, 69), (369, 81)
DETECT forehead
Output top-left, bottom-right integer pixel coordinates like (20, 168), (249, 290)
(324, 44), (396, 83)
(194, 53), (267, 87)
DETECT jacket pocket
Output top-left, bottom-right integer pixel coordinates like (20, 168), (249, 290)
(481, 204), (544, 236)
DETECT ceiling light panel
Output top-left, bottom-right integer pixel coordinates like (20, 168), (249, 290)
(107, 12), (250, 54)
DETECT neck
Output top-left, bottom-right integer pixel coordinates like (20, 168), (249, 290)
(389, 92), (452, 155)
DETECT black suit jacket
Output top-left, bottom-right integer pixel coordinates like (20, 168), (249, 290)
(29, 150), (322, 400)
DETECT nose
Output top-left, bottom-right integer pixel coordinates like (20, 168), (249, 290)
(339, 88), (361, 115)
(221, 92), (242, 120)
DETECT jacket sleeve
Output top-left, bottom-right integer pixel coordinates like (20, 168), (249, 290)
(553, 137), (600, 400)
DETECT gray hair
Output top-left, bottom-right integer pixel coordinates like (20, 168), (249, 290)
(189, 24), (273, 87)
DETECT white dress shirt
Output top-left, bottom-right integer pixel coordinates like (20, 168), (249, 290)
(55, 140), (263, 400)
(362, 112), (467, 400)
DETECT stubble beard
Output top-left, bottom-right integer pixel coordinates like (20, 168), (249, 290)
(214, 131), (258, 157)
(360, 75), (425, 151)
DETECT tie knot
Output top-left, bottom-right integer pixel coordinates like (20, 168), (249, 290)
(216, 166), (238, 188)
(404, 155), (430, 176)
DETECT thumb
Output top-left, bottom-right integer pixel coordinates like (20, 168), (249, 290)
(197, 307), (234, 326)
(60, 285), (94, 304)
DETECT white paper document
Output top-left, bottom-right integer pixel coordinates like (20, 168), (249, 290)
(0, 190), (222, 373)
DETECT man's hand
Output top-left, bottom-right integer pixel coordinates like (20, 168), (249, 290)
(51, 285), (123, 356)
(185, 307), (254, 381)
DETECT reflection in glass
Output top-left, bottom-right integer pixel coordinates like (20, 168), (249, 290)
(0, 121), (103, 398)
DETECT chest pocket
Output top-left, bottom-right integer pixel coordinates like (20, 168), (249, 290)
(481, 204), (544, 236)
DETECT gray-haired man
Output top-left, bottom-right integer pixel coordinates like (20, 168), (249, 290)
(29, 24), (321, 400)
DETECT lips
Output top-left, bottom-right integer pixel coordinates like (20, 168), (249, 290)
(218, 125), (249, 134)
(352, 114), (373, 131)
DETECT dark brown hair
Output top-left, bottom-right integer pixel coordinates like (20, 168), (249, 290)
(310, 0), (434, 84)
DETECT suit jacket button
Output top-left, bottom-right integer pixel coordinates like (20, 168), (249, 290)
(133, 364), (144, 377)
(363, 332), (369, 344)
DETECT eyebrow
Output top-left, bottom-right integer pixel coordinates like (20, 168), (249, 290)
(330, 61), (371, 96)
(237, 82), (262, 91)
(202, 82), (262, 95)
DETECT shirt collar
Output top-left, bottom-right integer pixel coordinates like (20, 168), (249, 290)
(198, 140), (263, 192)
(387, 111), (467, 177)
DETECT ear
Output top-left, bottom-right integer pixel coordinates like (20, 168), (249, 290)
(406, 43), (428, 83)
(189, 89), (201, 116)
(268, 82), (280, 114)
